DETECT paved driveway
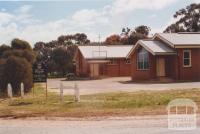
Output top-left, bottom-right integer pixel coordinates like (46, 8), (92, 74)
(46, 77), (200, 95)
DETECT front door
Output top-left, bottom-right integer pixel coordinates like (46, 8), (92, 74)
(90, 63), (99, 78)
(156, 57), (165, 77)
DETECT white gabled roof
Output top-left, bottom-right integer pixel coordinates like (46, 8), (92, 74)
(78, 45), (133, 59)
(139, 40), (176, 55)
(127, 40), (176, 57)
(154, 33), (200, 47)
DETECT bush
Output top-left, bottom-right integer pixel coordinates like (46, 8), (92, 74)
(4, 56), (33, 95)
(0, 59), (7, 95)
(0, 38), (35, 96)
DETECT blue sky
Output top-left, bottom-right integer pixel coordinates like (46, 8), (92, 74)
(0, 0), (199, 45)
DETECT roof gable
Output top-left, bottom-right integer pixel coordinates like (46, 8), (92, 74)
(127, 40), (176, 57)
(154, 33), (200, 48)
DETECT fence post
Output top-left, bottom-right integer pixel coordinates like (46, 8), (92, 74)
(21, 83), (24, 98)
(74, 82), (80, 102)
(60, 82), (64, 102)
(7, 83), (13, 98)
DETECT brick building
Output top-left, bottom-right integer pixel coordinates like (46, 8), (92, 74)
(127, 33), (200, 81)
(75, 45), (132, 78)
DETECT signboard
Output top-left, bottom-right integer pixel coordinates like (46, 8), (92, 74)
(33, 62), (47, 83)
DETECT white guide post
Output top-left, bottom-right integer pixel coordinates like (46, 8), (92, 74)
(60, 82), (64, 102)
(7, 83), (13, 98)
(74, 82), (80, 102)
(21, 83), (24, 98)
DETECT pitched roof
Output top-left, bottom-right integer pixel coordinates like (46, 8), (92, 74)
(78, 45), (133, 59)
(139, 40), (176, 55)
(127, 40), (176, 57)
(154, 33), (200, 47)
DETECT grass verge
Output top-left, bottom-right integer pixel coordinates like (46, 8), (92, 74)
(0, 84), (200, 118)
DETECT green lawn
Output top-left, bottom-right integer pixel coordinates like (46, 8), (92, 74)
(0, 84), (199, 118)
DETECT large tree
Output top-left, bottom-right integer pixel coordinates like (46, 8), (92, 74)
(51, 47), (73, 75)
(34, 33), (89, 76)
(165, 3), (200, 33)
(0, 39), (35, 96)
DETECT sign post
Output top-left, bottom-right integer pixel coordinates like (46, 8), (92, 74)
(60, 82), (64, 102)
(7, 83), (13, 98)
(20, 83), (24, 98)
(74, 82), (80, 102)
(33, 62), (47, 99)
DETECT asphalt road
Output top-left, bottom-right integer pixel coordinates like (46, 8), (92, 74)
(1, 116), (200, 134)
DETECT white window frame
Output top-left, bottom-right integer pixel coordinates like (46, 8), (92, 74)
(137, 48), (149, 70)
(183, 50), (192, 67)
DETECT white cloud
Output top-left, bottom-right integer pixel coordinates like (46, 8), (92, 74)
(1, 0), (200, 46)
(110, 0), (178, 15)
(0, 12), (14, 26)
(72, 9), (109, 27)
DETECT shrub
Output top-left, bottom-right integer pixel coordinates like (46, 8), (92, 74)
(0, 38), (34, 96)
(4, 56), (33, 95)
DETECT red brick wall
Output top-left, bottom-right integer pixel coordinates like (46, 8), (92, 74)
(106, 59), (131, 77)
(130, 48), (200, 81)
(177, 48), (200, 81)
(76, 51), (131, 77)
(130, 50), (156, 81)
(119, 59), (131, 76)
(75, 50), (90, 77)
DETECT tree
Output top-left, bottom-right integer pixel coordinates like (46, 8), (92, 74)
(0, 45), (11, 58)
(2, 49), (35, 64)
(105, 34), (121, 45)
(11, 38), (32, 50)
(51, 47), (72, 75)
(120, 25), (150, 45)
(74, 33), (90, 45)
(0, 59), (6, 94)
(121, 27), (131, 37)
(0, 38), (35, 96)
(164, 3), (200, 33)
(4, 56), (33, 95)
(135, 25), (151, 36)
(34, 33), (89, 76)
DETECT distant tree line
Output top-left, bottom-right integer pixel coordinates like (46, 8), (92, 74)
(34, 33), (90, 76)
(0, 39), (35, 96)
(105, 25), (151, 45)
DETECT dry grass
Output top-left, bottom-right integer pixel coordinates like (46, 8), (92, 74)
(0, 84), (200, 118)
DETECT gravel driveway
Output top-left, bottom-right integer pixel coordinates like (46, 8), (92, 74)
(46, 77), (200, 95)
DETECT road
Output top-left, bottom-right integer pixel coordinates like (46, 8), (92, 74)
(1, 115), (200, 134)
(47, 77), (200, 95)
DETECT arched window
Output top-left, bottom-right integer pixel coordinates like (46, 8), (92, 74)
(137, 48), (149, 70)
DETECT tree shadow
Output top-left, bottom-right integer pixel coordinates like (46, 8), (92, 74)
(9, 102), (33, 106)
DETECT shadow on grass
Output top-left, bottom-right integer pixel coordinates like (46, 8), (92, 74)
(9, 102), (33, 106)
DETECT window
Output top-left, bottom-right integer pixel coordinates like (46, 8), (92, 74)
(125, 59), (131, 64)
(183, 50), (191, 67)
(137, 48), (149, 70)
(109, 59), (118, 65)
